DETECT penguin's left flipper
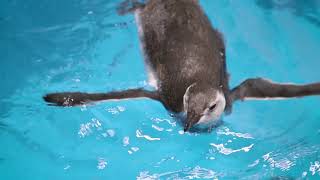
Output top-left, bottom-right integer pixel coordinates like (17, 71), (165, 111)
(43, 89), (160, 107)
(230, 78), (320, 102)
(117, 0), (145, 15)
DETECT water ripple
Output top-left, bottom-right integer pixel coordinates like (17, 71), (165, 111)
(217, 127), (254, 139)
(151, 124), (164, 132)
(101, 129), (115, 138)
(106, 106), (126, 115)
(262, 152), (295, 171)
(136, 130), (160, 141)
(97, 158), (107, 170)
(155, 156), (177, 167)
(248, 159), (260, 168)
(123, 136), (130, 146)
(257, 141), (320, 172)
(137, 166), (219, 180)
(210, 143), (254, 155)
(151, 117), (176, 127)
(63, 165), (71, 170)
(128, 147), (140, 155)
(78, 118), (102, 138)
(310, 161), (320, 176)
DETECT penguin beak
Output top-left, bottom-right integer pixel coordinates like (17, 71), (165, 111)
(184, 111), (200, 132)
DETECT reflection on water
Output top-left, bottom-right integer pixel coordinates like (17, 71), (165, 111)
(0, 0), (127, 116)
(256, 0), (320, 28)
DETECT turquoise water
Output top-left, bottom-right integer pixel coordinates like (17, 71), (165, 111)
(1, 0), (320, 179)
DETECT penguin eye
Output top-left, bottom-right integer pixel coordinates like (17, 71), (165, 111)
(208, 104), (217, 111)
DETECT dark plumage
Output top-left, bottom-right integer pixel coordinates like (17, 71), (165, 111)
(43, 0), (320, 132)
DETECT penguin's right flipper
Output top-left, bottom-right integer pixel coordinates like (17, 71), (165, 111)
(43, 89), (160, 107)
(117, 0), (145, 15)
(230, 78), (320, 102)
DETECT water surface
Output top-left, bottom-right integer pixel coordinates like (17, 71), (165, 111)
(1, 0), (320, 179)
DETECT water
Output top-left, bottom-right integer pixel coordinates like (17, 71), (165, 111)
(1, 0), (320, 179)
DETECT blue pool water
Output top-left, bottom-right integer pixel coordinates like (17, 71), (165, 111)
(1, 0), (320, 179)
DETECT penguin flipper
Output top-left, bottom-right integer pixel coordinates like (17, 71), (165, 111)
(230, 78), (320, 102)
(117, 0), (145, 15)
(43, 89), (160, 107)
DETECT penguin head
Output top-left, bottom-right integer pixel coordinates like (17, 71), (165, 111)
(183, 83), (226, 132)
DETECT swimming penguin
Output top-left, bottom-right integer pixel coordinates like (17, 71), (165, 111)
(43, 0), (320, 132)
